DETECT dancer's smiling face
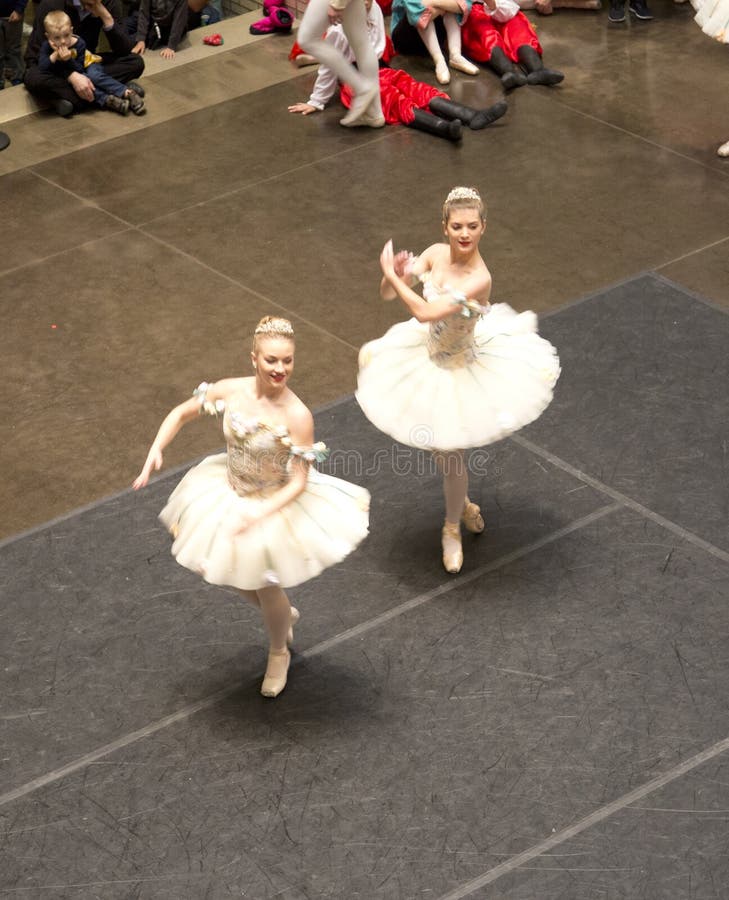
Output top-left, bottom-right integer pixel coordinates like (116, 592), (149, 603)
(252, 336), (295, 389)
(443, 206), (486, 254)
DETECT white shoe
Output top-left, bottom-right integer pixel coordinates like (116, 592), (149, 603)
(449, 53), (479, 76)
(435, 56), (451, 84)
(718, 140), (729, 158)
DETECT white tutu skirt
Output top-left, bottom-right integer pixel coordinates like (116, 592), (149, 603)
(693, 0), (729, 40)
(159, 454), (370, 591)
(356, 304), (560, 451)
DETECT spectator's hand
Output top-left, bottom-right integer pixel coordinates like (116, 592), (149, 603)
(80, 0), (105, 16)
(288, 102), (318, 115)
(327, 4), (342, 23)
(132, 40), (146, 54)
(68, 71), (95, 101)
(160, 47), (175, 59)
(8, 9), (22, 21)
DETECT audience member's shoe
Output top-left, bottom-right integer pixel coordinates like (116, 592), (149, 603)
(126, 80), (145, 97)
(203, 32), (224, 44)
(53, 98), (74, 117)
(105, 95), (130, 115)
(125, 90), (145, 115)
(293, 52), (317, 67)
(0, 131), (9, 152)
(628, 0), (653, 17)
(435, 55), (451, 84)
(608, 0), (626, 20)
(718, 140), (729, 157)
(501, 70), (526, 90)
(449, 53), (479, 75)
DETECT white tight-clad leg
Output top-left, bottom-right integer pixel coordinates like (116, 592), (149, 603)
(434, 450), (468, 573)
(238, 586), (297, 697)
(298, 0), (378, 102)
(443, 13), (479, 74)
(419, 20), (450, 83)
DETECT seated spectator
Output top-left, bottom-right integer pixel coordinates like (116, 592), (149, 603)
(39, 10), (145, 113)
(288, 1), (507, 141)
(390, 0), (479, 85)
(0, 0), (26, 88)
(24, 0), (144, 117)
(462, 0), (563, 88)
(129, 0), (191, 60)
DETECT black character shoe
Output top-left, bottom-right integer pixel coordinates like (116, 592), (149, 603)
(629, 0), (653, 17)
(608, 0), (626, 20)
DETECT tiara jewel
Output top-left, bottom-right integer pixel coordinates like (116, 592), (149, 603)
(254, 319), (295, 336)
(446, 187), (481, 203)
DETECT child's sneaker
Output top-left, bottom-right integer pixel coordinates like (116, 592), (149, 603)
(126, 90), (145, 115)
(105, 95), (130, 115)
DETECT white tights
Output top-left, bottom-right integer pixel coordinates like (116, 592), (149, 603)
(297, 0), (380, 100)
(239, 585), (291, 652)
(434, 450), (469, 525)
(418, 13), (464, 64)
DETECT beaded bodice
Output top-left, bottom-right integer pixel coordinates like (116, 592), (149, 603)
(422, 276), (486, 369)
(193, 385), (327, 498)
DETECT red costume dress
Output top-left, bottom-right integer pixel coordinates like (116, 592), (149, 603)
(462, 0), (541, 64)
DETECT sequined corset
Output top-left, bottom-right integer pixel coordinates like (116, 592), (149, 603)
(224, 416), (291, 498)
(422, 277), (479, 369)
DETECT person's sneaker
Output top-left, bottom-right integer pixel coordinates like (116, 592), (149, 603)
(608, 0), (626, 19)
(53, 98), (74, 117)
(126, 80), (145, 97)
(126, 90), (145, 115)
(105, 94), (130, 115)
(629, 0), (653, 17)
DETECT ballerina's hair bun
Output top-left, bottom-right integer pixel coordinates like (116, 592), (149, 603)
(442, 186), (486, 222)
(253, 316), (295, 338)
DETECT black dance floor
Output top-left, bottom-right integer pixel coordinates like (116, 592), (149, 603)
(2, 273), (728, 898)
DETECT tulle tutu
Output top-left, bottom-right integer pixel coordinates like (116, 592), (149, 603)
(159, 453), (370, 591)
(693, 0), (729, 40)
(356, 303), (560, 451)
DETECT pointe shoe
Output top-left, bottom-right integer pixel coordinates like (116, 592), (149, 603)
(462, 501), (485, 534)
(718, 140), (729, 158)
(449, 53), (479, 76)
(435, 56), (451, 85)
(287, 606), (300, 646)
(261, 648), (290, 698)
(442, 521), (463, 574)
(340, 82), (379, 127)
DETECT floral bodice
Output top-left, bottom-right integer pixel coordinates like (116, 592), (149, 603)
(193, 385), (327, 498)
(421, 275), (489, 369)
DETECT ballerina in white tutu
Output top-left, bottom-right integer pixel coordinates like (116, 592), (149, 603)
(691, 0), (729, 156)
(357, 186), (559, 574)
(133, 316), (370, 698)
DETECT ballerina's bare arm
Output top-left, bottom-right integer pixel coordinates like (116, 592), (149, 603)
(380, 240), (484, 323)
(132, 378), (243, 490)
(233, 405), (316, 534)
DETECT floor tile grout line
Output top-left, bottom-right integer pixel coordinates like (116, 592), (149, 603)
(541, 90), (729, 179)
(655, 233), (729, 272)
(652, 270), (729, 318)
(511, 433), (729, 565)
(0, 502), (620, 812)
(436, 732), (729, 899)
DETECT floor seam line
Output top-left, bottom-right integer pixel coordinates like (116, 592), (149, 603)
(0, 502), (620, 811)
(511, 433), (729, 565)
(436, 733), (729, 899)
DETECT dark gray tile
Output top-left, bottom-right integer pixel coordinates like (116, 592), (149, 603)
(3, 508), (729, 898)
(529, 274), (729, 553)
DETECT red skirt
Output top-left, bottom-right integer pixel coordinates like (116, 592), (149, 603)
(341, 67), (448, 125)
(462, 5), (541, 63)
